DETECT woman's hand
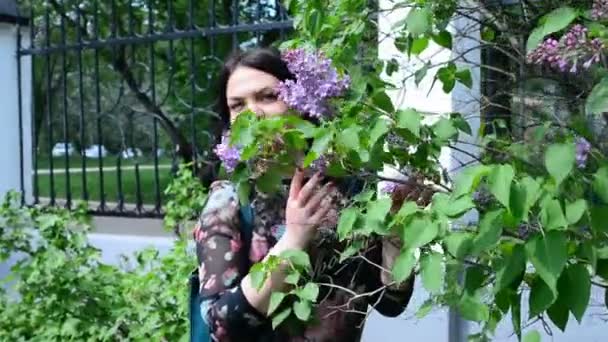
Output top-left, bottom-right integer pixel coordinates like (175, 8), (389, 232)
(382, 175), (435, 287)
(283, 169), (335, 249)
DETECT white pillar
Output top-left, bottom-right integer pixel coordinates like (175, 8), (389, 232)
(0, 4), (32, 204)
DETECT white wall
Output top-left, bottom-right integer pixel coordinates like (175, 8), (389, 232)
(0, 22), (32, 203)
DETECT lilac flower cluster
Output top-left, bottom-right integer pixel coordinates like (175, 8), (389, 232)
(380, 181), (399, 195)
(214, 132), (242, 173)
(575, 137), (592, 168)
(592, 0), (608, 20)
(277, 48), (350, 118)
(310, 155), (329, 174)
(527, 24), (604, 73)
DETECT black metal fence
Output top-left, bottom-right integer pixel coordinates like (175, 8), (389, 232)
(16, 0), (292, 217)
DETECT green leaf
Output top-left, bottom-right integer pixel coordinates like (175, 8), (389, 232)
(299, 283), (319, 302)
(416, 299), (434, 319)
(257, 169), (282, 194)
(564, 264), (591, 322)
(435, 194), (475, 218)
(593, 166), (608, 204)
(293, 300), (312, 321)
(591, 206), (608, 233)
(432, 30), (452, 49)
(481, 27), (496, 42)
(565, 199), (587, 224)
(586, 77), (608, 116)
(520, 176), (541, 212)
(453, 165), (490, 198)
(523, 330), (541, 342)
(372, 91), (395, 113)
(403, 217), (438, 249)
(526, 6), (578, 52)
(268, 292), (287, 315)
(285, 272), (301, 285)
(396, 109), (422, 137)
(281, 250), (311, 270)
(529, 277), (556, 317)
(450, 112), (472, 135)
(545, 143), (575, 186)
(369, 118), (391, 146)
(250, 263), (267, 290)
(547, 292), (569, 332)
(433, 118), (458, 141)
(445, 232), (473, 259)
(410, 36), (429, 55)
(420, 252), (443, 294)
(396, 201), (418, 219)
(405, 8), (431, 36)
(495, 244), (526, 293)
(472, 209), (504, 255)
(311, 128), (334, 155)
(540, 199), (568, 230)
(464, 266), (487, 295)
(437, 64), (456, 93)
(337, 126), (361, 151)
(455, 69), (473, 89)
(272, 307), (292, 329)
(525, 231), (568, 294)
(385, 58), (399, 76)
(458, 294), (490, 322)
(511, 292), (522, 339)
(340, 240), (363, 263)
(368, 198), (392, 222)
(392, 248), (416, 283)
(488, 165), (515, 209)
(337, 207), (358, 241)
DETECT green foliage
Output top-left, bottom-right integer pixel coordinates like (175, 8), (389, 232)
(0, 192), (195, 341)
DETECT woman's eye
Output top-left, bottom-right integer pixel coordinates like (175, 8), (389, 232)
(229, 103), (244, 111)
(261, 93), (278, 102)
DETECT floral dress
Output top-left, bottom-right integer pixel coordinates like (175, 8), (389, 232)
(193, 180), (414, 342)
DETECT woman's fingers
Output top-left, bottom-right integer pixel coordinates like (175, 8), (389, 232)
(304, 182), (333, 212)
(297, 172), (323, 205)
(289, 168), (304, 200)
(310, 197), (333, 223)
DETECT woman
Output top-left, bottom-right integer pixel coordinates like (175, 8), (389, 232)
(193, 47), (422, 342)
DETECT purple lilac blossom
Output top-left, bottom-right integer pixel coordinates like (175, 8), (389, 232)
(592, 0), (608, 20)
(575, 137), (592, 168)
(310, 155), (328, 174)
(527, 24), (605, 72)
(214, 132), (242, 173)
(277, 48), (350, 118)
(380, 181), (399, 195)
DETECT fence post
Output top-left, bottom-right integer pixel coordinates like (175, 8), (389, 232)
(0, 1), (32, 204)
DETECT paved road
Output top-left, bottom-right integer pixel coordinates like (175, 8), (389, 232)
(35, 164), (172, 175)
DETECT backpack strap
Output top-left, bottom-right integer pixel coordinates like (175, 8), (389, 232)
(190, 202), (255, 342)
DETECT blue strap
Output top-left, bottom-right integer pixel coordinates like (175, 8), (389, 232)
(190, 203), (255, 342)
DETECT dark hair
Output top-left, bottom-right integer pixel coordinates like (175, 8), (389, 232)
(216, 47), (295, 127)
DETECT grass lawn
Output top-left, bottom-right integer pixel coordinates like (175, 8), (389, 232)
(35, 167), (174, 205)
(35, 156), (173, 171)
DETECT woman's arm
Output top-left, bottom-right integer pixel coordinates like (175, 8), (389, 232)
(241, 170), (335, 314)
(195, 181), (268, 341)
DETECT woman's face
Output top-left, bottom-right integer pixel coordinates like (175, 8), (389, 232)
(226, 66), (289, 122)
